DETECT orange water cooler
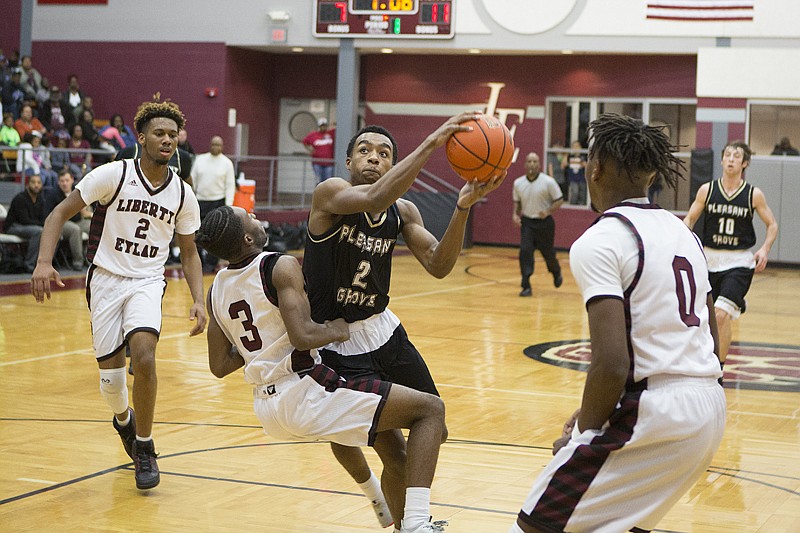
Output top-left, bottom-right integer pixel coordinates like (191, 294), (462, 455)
(233, 179), (256, 213)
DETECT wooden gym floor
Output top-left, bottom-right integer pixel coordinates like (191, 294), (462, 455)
(0, 246), (798, 532)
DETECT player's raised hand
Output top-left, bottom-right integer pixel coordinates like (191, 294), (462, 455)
(31, 262), (64, 303)
(456, 172), (507, 210)
(426, 111), (482, 148)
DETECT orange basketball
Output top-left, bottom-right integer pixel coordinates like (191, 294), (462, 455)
(446, 115), (515, 182)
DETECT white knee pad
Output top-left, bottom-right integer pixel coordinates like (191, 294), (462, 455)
(99, 367), (129, 414)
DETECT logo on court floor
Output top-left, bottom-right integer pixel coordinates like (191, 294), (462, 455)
(524, 340), (800, 392)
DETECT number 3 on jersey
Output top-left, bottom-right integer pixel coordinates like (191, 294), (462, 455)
(229, 299), (262, 351)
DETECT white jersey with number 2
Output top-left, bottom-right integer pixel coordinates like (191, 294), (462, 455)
(76, 159), (200, 278)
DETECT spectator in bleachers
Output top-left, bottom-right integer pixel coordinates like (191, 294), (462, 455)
(78, 108), (100, 146)
(40, 85), (74, 134)
(14, 104), (47, 139)
(4, 171), (47, 272)
(100, 114), (136, 150)
(49, 130), (71, 173)
(68, 123), (92, 179)
(18, 56), (42, 102)
(35, 76), (52, 110)
(2, 69), (26, 119)
(177, 128), (195, 155)
(79, 95), (94, 119)
(771, 137), (799, 156)
(16, 131), (57, 188)
(45, 168), (88, 270)
(0, 48), (9, 80)
(1, 112), (20, 173)
(1, 112), (20, 147)
(6, 49), (20, 70)
(62, 74), (84, 121)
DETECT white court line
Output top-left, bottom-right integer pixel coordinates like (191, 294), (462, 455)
(391, 277), (516, 301)
(16, 478), (57, 485)
(0, 331), (191, 367)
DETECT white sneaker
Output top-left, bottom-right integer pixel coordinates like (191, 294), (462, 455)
(399, 519), (448, 533)
(372, 498), (393, 528)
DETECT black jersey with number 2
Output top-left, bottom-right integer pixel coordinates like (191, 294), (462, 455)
(702, 179), (756, 251)
(304, 204), (403, 324)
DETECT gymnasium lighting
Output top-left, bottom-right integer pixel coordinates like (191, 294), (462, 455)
(268, 10), (291, 23)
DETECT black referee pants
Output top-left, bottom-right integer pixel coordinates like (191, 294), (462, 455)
(519, 216), (560, 290)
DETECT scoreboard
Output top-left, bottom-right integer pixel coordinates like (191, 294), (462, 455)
(314, 0), (454, 39)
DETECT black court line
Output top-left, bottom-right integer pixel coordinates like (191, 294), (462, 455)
(707, 468), (800, 496)
(2, 417), (797, 514)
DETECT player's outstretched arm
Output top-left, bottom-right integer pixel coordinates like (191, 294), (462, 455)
(312, 112), (480, 218)
(273, 255), (350, 350)
(401, 173), (505, 279)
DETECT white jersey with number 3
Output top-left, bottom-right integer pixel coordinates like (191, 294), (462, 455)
(76, 159), (200, 278)
(569, 199), (722, 382)
(210, 252), (322, 386)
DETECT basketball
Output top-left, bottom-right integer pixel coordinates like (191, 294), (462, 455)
(446, 115), (515, 182)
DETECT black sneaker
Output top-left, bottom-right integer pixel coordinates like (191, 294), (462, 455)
(519, 287), (532, 297)
(132, 439), (160, 490)
(553, 273), (563, 288)
(112, 408), (136, 460)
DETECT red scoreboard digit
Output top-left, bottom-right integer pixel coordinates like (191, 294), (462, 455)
(314, 0), (454, 39)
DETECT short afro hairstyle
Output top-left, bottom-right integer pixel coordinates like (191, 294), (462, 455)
(133, 93), (186, 134)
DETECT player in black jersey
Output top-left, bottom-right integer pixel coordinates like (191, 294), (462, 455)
(304, 114), (504, 531)
(684, 140), (778, 374)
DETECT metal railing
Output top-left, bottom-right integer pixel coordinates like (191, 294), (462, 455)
(0, 145), (463, 211)
(231, 154), (461, 211)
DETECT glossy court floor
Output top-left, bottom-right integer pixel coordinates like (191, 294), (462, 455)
(1, 247), (798, 532)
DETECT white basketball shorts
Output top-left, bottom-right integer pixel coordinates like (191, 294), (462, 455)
(517, 375), (726, 533)
(252, 365), (392, 447)
(86, 266), (166, 360)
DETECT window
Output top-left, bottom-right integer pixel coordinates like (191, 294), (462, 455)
(748, 102), (800, 156)
(545, 98), (697, 210)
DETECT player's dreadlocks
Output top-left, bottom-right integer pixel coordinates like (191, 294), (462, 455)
(195, 206), (244, 261)
(588, 113), (685, 189)
(133, 93), (186, 134)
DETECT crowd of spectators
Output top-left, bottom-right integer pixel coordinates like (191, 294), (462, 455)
(0, 49), (133, 181)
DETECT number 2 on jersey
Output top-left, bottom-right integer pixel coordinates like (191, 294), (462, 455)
(352, 260), (371, 289)
(228, 299), (263, 351)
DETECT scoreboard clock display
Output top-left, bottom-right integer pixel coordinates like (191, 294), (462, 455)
(314, 0), (454, 39)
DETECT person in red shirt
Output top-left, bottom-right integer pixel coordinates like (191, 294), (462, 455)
(302, 117), (335, 182)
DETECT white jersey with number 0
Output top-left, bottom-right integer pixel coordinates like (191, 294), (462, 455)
(76, 159), (200, 278)
(569, 199), (722, 382)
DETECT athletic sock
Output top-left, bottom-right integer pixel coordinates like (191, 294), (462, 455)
(117, 411), (131, 427)
(357, 470), (384, 503)
(136, 435), (153, 442)
(401, 487), (431, 531)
